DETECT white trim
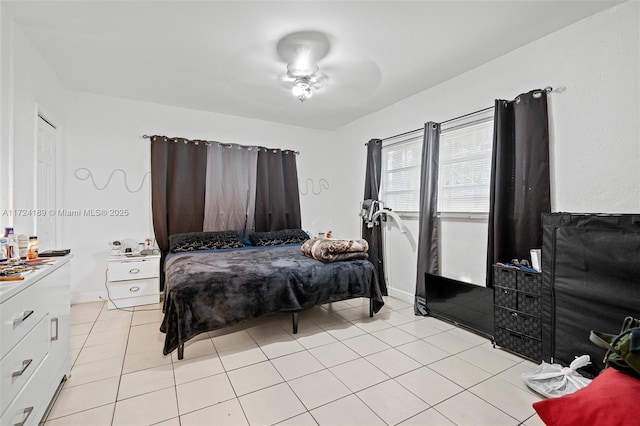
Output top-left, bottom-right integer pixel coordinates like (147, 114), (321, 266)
(437, 212), (488, 221)
(71, 291), (107, 305)
(385, 287), (414, 304)
(5, 16), (16, 220)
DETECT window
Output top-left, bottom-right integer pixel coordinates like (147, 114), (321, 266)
(437, 112), (493, 213)
(380, 134), (422, 213)
(379, 109), (494, 215)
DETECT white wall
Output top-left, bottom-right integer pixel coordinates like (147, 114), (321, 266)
(333, 2), (640, 302)
(63, 93), (335, 302)
(0, 10), (68, 240)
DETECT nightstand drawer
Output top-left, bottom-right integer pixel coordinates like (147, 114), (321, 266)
(107, 278), (157, 300)
(1, 316), (49, 415)
(108, 258), (158, 281)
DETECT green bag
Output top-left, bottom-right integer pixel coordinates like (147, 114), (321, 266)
(590, 316), (640, 378)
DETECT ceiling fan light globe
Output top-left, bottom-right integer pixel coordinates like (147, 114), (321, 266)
(292, 84), (313, 102)
(287, 62), (319, 79)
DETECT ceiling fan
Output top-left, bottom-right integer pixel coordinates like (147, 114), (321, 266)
(221, 29), (382, 107)
(277, 31), (331, 102)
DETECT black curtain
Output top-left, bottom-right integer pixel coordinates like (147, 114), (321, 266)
(362, 139), (387, 296)
(254, 149), (302, 231)
(150, 136), (207, 290)
(414, 123), (441, 315)
(486, 89), (551, 286)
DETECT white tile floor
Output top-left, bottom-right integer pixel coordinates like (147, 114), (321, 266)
(46, 297), (546, 426)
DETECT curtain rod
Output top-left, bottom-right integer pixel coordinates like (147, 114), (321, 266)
(378, 86), (555, 142)
(141, 135), (300, 155)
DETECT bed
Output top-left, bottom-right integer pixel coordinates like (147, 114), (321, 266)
(160, 230), (384, 359)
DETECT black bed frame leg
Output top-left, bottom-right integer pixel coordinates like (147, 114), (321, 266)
(292, 312), (299, 334)
(178, 344), (184, 360)
(369, 297), (374, 317)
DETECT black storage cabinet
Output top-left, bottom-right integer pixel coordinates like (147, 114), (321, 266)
(541, 213), (640, 377)
(493, 266), (543, 361)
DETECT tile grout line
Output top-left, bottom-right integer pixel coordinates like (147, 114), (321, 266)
(59, 298), (539, 426)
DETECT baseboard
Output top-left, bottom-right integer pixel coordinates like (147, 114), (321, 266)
(386, 287), (414, 304)
(71, 291), (105, 305)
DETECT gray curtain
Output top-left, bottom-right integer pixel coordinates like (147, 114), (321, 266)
(204, 143), (258, 237)
(486, 89), (551, 286)
(150, 136), (207, 290)
(254, 148), (301, 231)
(414, 122), (440, 315)
(362, 139), (387, 296)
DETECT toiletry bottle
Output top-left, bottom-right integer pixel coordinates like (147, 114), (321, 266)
(17, 235), (29, 259)
(27, 236), (38, 260)
(9, 237), (19, 260)
(0, 238), (7, 260)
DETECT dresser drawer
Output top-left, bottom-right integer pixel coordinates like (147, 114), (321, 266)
(108, 258), (158, 281)
(1, 316), (49, 415)
(493, 266), (516, 289)
(494, 286), (517, 310)
(518, 292), (541, 315)
(516, 270), (542, 294)
(494, 327), (542, 361)
(0, 357), (50, 426)
(1, 282), (49, 359)
(107, 278), (158, 300)
(494, 307), (541, 338)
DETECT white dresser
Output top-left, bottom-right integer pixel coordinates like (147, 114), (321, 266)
(0, 256), (71, 426)
(106, 255), (160, 309)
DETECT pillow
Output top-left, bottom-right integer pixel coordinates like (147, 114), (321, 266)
(169, 231), (244, 253)
(533, 367), (640, 426)
(249, 229), (309, 246)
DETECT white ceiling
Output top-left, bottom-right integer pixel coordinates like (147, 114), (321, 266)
(3, 1), (621, 130)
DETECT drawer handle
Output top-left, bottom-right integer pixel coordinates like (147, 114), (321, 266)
(12, 359), (33, 378)
(13, 310), (34, 326)
(51, 317), (59, 341)
(129, 286), (140, 293)
(14, 406), (33, 426)
(129, 268), (140, 274)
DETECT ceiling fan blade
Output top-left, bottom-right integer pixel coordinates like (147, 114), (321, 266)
(276, 31), (332, 64)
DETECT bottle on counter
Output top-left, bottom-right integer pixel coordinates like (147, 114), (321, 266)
(8, 237), (19, 260)
(27, 236), (38, 260)
(0, 238), (7, 260)
(17, 235), (29, 259)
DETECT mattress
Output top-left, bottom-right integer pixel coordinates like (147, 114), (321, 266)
(160, 244), (383, 355)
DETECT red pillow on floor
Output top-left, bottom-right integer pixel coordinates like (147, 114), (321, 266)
(533, 368), (640, 426)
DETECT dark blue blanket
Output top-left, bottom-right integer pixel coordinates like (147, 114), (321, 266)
(160, 244), (383, 355)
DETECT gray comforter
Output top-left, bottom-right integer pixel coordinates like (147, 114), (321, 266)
(160, 244), (383, 355)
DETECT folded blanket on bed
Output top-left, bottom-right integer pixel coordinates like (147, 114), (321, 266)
(301, 238), (369, 262)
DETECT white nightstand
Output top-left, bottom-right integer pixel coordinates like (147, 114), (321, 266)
(106, 254), (160, 309)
